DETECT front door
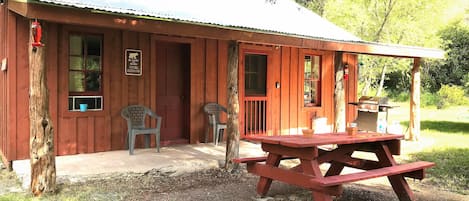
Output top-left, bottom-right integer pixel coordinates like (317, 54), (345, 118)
(155, 41), (190, 144)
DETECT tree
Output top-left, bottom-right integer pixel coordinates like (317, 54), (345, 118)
(322, 0), (464, 96)
(295, 0), (327, 16)
(421, 19), (469, 93)
(29, 21), (56, 196)
(225, 41), (240, 172)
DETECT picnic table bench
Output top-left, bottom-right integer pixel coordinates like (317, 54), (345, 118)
(234, 132), (435, 201)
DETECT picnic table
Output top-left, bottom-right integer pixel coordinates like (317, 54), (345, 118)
(235, 132), (434, 201)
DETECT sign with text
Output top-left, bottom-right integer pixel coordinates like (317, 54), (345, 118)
(125, 49), (142, 76)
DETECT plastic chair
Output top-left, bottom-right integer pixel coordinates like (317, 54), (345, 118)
(203, 103), (227, 145)
(121, 105), (162, 155)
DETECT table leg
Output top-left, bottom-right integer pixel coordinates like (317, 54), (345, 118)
(312, 191), (334, 201)
(256, 153), (282, 196)
(376, 142), (415, 201)
(300, 159), (334, 201)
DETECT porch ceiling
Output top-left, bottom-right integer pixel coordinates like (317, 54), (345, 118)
(11, 0), (444, 59)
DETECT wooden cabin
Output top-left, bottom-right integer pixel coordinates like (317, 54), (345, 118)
(0, 0), (443, 167)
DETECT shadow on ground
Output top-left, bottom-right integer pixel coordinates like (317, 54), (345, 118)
(402, 120), (469, 134)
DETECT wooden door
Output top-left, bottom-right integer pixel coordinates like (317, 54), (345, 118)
(156, 41), (190, 144)
(240, 45), (280, 136)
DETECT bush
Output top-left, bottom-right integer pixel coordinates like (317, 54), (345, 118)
(436, 85), (468, 109)
(421, 92), (439, 108)
(388, 92), (409, 102)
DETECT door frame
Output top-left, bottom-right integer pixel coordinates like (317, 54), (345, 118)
(239, 44), (280, 136)
(150, 35), (194, 144)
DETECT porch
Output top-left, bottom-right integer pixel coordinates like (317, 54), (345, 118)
(11, 141), (265, 189)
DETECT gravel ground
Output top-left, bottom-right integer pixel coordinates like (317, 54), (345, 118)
(1, 164), (468, 201)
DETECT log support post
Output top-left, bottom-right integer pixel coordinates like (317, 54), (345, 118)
(334, 52), (346, 132)
(225, 41), (240, 171)
(409, 58), (421, 141)
(29, 20), (56, 196)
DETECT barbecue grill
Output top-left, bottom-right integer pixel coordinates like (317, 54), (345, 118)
(350, 96), (395, 132)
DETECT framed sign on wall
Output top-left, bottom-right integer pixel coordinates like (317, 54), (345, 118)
(125, 49), (142, 76)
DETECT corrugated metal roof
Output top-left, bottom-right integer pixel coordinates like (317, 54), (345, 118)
(35, 0), (362, 43)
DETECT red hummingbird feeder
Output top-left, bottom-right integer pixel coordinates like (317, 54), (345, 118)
(31, 20), (44, 47)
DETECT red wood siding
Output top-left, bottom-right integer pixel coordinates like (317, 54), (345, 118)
(344, 53), (358, 123)
(238, 45), (337, 136)
(1, 16), (355, 161)
(0, 5), (8, 164)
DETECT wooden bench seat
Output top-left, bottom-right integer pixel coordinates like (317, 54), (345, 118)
(315, 161), (435, 186)
(233, 156), (297, 164)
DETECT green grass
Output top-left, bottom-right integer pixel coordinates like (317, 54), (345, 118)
(389, 103), (469, 194)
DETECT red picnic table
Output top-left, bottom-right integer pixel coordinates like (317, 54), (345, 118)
(235, 132), (434, 201)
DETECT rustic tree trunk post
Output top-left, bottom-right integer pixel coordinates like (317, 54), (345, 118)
(225, 41), (240, 171)
(29, 20), (56, 196)
(409, 58), (421, 141)
(334, 52), (346, 132)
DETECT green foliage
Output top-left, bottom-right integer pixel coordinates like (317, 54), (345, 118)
(435, 20), (469, 86)
(410, 147), (469, 194)
(295, 0), (326, 16)
(388, 91), (409, 102)
(420, 91), (439, 108)
(436, 84), (468, 108)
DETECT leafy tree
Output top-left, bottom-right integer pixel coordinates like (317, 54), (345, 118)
(295, 0), (327, 16)
(297, 0), (469, 96)
(422, 19), (469, 93)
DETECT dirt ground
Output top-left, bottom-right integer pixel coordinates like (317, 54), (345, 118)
(1, 165), (468, 201)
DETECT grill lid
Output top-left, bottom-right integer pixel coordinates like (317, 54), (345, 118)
(358, 96), (389, 105)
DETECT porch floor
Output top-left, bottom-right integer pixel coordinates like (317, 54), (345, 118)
(12, 140), (266, 188)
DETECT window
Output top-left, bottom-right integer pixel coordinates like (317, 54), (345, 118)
(68, 33), (103, 111)
(303, 55), (321, 107)
(244, 54), (267, 96)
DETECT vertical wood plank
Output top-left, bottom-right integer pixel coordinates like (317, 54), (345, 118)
(205, 39), (218, 103)
(58, 118), (77, 155)
(334, 52), (346, 132)
(190, 38), (206, 143)
(138, 32), (147, 105)
(0, 6), (6, 163)
(6, 10), (18, 161)
(217, 40), (228, 105)
(110, 30), (124, 150)
(289, 48), (299, 134)
(324, 52), (335, 127)
(149, 36), (158, 136)
(46, 23), (59, 156)
(204, 39), (217, 141)
(217, 40), (228, 124)
(344, 54), (358, 123)
(121, 31), (130, 107)
(267, 46), (281, 135)
(87, 117), (95, 153)
(76, 117), (88, 153)
(16, 18), (30, 159)
(280, 47), (290, 135)
(94, 117), (106, 152)
(100, 30), (112, 150)
(121, 31), (131, 147)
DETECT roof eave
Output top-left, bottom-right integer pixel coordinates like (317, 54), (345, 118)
(9, 0), (444, 59)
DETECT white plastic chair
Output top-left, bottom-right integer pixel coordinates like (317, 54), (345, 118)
(203, 103), (227, 145)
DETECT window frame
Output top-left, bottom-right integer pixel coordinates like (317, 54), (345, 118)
(301, 51), (322, 109)
(68, 32), (104, 96)
(244, 53), (268, 97)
